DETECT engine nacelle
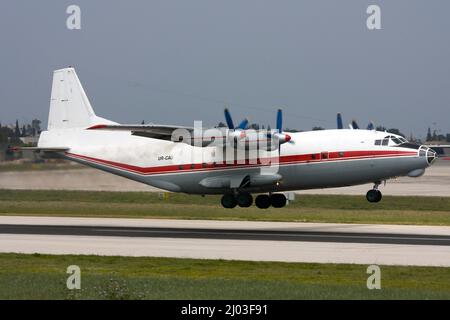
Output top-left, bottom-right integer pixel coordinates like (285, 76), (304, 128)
(249, 173), (282, 186)
(228, 130), (291, 151)
(199, 173), (282, 189)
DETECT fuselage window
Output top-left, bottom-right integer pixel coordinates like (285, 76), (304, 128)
(375, 140), (381, 146)
(382, 139), (389, 146)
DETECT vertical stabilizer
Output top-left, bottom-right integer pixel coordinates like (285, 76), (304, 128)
(47, 67), (113, 130)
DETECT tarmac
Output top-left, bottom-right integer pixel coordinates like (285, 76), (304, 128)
(1, 217), (450, 266)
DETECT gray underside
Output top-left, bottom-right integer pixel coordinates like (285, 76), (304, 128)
(64, 155), (428, 195)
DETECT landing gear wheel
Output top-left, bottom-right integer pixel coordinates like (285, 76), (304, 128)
(366, 189), (382, 203)
(376, 190), (382, 202)
(271, 193), (287, 208)
(221, 194), (237, 208)
(236, 193), (253, 207)
(255, 195), (271, 209)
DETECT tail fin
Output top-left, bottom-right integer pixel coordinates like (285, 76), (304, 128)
(47, 67), (114, 130)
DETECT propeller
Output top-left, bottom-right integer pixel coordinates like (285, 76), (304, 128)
(237, 118), (249, 130)
(223, 108), (249, 147)
(351, 120), (360, 130)
(224, 108), (248, 130)
(337, 113), (343, 129)
(224, 108), (235, 129)
(276, 109), (283, 132)
(267, 109), (292, 155)
(222, 108), (292, 154)
(338, 113), (362, 130)
(337, 112), (375, 131)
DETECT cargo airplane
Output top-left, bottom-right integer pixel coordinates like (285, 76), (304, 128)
(22, 68), (437, 208)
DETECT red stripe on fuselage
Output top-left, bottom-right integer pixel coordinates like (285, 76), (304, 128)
(65, 150), (417, 176)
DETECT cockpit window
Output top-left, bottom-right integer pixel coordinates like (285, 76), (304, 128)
(391, 137), (402, 144)
(375, 135), (408, 146)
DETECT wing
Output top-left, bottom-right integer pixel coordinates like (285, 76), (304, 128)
(87, 123), (228, 147)
(87, 124), (195, 141)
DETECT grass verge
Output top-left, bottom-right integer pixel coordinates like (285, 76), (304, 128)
(0, 189), (449, 225)
(0, 253), (449, 299)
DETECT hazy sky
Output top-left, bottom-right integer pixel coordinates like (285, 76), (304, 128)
(1, 1), (449, 139)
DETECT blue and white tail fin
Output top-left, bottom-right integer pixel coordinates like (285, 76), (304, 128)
(47, 67), (115, 130)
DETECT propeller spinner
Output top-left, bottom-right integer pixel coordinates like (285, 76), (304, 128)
(267, 109), (292, 145)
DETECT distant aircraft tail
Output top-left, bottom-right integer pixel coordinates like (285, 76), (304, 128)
(47, 67), (115, 130)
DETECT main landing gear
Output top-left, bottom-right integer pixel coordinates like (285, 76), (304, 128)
(366, 182), (382, 203)
(221, 193), (253, 208)
(221, 193), (287, 209)
(256, 194), (287, 208)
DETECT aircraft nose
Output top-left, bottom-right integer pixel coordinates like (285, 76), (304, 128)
(427, 148), (437, 165)
(419, 146), (437, 165)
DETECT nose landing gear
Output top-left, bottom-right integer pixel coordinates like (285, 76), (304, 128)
(366, 182), (382, 203)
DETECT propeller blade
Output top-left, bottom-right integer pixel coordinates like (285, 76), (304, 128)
(351, 120), (359, 130)
(224, 108), (234, 129)
(337, 113), (343, 129)
(237, 118), (249, 130)
(276, 109), (282, 132)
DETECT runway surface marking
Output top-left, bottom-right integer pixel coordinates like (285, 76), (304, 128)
(1, 224), (450, 246)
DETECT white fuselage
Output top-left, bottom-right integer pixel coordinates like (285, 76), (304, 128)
(38, 128), (433, 194)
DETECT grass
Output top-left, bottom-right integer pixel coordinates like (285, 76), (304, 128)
(0, 162), (83, 172)
(0, 253), (449, 299)
(0, 189), (449, 225)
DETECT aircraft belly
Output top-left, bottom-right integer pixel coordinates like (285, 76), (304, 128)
(65, 153), (425, 194)
(143, 155), (425, 194)
(279, 156), (424, 191)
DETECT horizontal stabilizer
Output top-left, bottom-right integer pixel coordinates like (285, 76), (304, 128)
(10, 147), (69, 153)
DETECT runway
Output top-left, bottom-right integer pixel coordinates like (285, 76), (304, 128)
(1, 217), (450, 267)
(2, 224), (450, 246)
